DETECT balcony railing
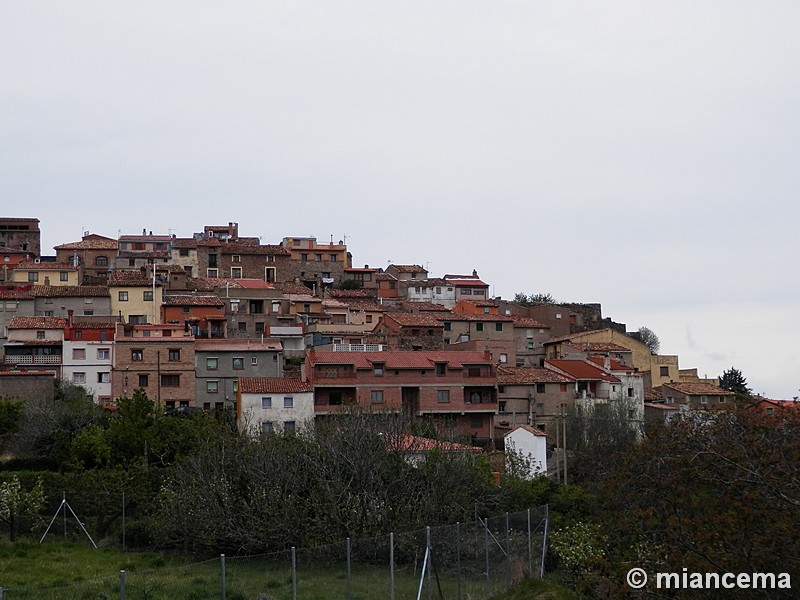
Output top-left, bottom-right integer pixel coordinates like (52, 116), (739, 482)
(333, 343), (383, 352)
(4, 355), (62, 365)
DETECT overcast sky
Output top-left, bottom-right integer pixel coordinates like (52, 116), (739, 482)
(2, 2), (798, 399)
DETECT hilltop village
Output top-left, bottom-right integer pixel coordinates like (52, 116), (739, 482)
(0, 217), (755, 450)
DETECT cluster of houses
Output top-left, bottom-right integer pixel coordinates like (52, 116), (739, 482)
(1, 217), (787, 470)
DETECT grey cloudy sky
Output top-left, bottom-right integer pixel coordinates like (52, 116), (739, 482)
(2, 2), (798, 398)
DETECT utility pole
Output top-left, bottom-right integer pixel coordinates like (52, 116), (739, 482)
(561, 403), (568, 485)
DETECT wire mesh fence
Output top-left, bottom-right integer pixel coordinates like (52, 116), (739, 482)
(1, 506), (548, 600)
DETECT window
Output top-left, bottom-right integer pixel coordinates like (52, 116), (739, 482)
(168, 349), (180, 362)
(300, 253), (308, 262)
(131, 349), (144, 361)
(179, 248), (190, 257)
(72, 348), (86, 360)
(233, 357), (244, 370)
(96, 348), (109, 360)
(161, 374), (180, 387)
(476, 322), (484, 332)
(719, 396), (726, 403)
(325, 367), (339, 378)
(628, 387), (634, 397)
(250, 300), (264, 314)
(28, 272), (39, 282)
(373, 363), (384, 376)
(666, 396), (674, 404)
(207, 268), (218, 278)
(231, 267), (242, 279)
(330, 254), (337, 262)
(314, 253), (322, 262)
(443, 322), (451, 331)
(371, 390), (384, 404)
(43, 310), (54, 317)
(73, 372), (86, 384)
(60, 271), (69, 281)
(284, 396), (294, 408)
(232, 255), (241, 263)
(536, 383), (546, 394)
(118, 291), (129, 301)
(208, 254), (218, 267)
(766, 407), (774, 416)
(36, 330), (45, 340)
(238, 322), (247, 333)
(261, 397), (273, 409)
(97, 372), (110, 383)
(206, 357), (218, 370)
(284, 421), (296, 434)
(95, 256), (108, 266)
(700, 395), (708, 404)
(527, 342), (535, 350)
(255, 322), (265, 334)
(251, 356), (258, 365)
(499, 353), (508, 364)
(366, 314), (373, 324)
(660, 366), (669, 376)
(495, 322), (503, 331)
(461, 288), (471, 295)
(83, 310), (94, 316)
(467, 367), (481, 377)
(265, 267), (276, 282)
(261, 421), (274, 433)
(555, 313), (562, 319)
(143, 290), (154, 301)
(138, 374), (149, 387)
(73, 328), (82, 336)
(437, 390), (450, 403)
(207, 381), (219, 393)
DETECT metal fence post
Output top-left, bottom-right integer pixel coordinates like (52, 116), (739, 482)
(527, 508), (533, 577)
(119, 569), (126, 600)
(390, 532), (395, 600)
(346, 537), (352, 600)
(291, 546), (297, 600)
(220, 554), (226, 600)
(456, 522), (462, 600)
(426, 526), (432, 600)
(485, 519), (490, 598)
(1, 587), (6, 600)
(541, 505), (549, 578)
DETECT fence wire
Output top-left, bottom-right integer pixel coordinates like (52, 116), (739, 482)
(1, 506), (548, 600)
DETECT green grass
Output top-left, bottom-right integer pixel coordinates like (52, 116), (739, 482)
(489, 577), (578, 600)
(0, 540), (561, 599)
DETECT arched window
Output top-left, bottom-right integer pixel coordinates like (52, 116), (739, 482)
(95, 256), (108, 267)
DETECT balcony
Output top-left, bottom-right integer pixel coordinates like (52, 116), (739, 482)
(4, 354), (62, 365)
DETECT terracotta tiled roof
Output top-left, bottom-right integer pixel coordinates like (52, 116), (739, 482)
(459, 300), (498, 308)
(108, 272), (163, 287)
(388, 264), (426, 273)
(329, 290), (373, 299)
(504, 424), (548, 438)
(8, 316), (67, 329)
(399, 301), (451, 312)
(644, 387), (662, 401)
(31, 285), (109, 298)
(405, 278), (447, 286)
(0, 289), (33, 300)
(437, 313), (513, 322)
(442, 278), (489, 287)
(163, 295), (225, 307)
(565, 342), (632, 353)
(220, 244), (290, 256)
(662, 382), (735, 396)
(15, 261), (77, 271)
(308, 350), (491, 370)
(387, 434), (481, 453)
(55, 237), (118, 250)
(510, 316), (549, 329)
(644, 402), (680, 411)
(344, 300), (386, 312)
(383, 312), (445, 328)
(201, 278), (276, 289)
(195, 340), (282, 352)
(375, 273), (397, 282)
(170, 238), (198, 249)
(71, 320), (119, 330)
(0, 370), (56, 377)
(274, 282), (316, 295)
(119, 234), (172, 242)
(117, 251), (170, 259)
(545, 359), (620, 382)
(497, 366), (572, 385)
(239, 377), (311, 394)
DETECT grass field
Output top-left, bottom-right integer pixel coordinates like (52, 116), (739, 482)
(0, 540), (565, 599)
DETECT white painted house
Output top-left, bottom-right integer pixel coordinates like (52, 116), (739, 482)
(237, 377), (314, 436)
(504, 425), (548, 479)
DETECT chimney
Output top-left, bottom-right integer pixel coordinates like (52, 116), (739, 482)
(604, 356), (611, 370)
(364, 264), (369, 269)
(143, 228), (147, 236)
(67, 309), (74, 328)
(472, 269), (478, 278)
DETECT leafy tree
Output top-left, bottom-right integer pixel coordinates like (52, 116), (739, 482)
(336, 279), (363, 290)
(513, 292), (555, 306)
(0, 475), (45, 541)
(719, 367), (752, 401)
(596, 406), (800, 595)
(635, 326), (660, 354)
(0, 398), (23, 453)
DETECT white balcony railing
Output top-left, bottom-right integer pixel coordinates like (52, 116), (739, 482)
(333, 343), (383, 352)
(4, 355), (62, 365)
